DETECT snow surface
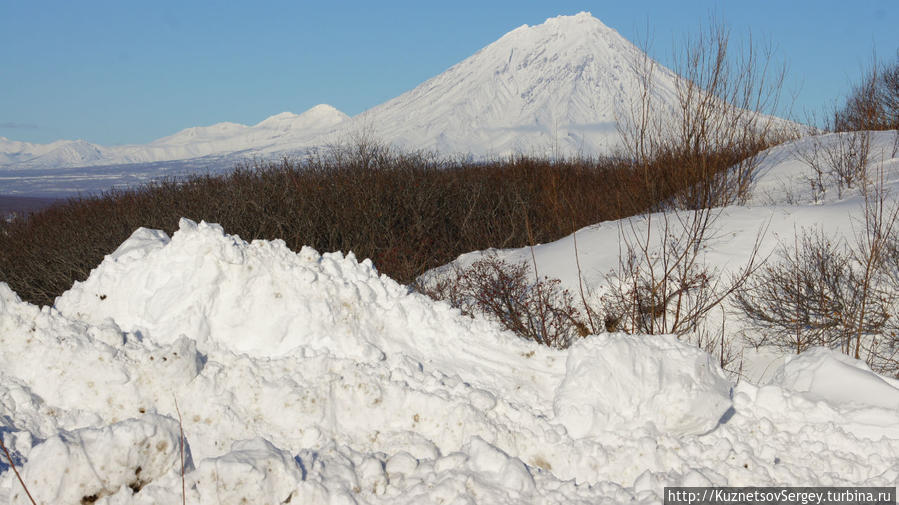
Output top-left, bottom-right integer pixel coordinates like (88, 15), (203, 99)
(2, 212), (898, 504)
(0, 12), (685, 195)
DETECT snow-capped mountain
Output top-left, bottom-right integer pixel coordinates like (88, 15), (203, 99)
(343, 12), (679, 157)
(1, 12), (684, 191)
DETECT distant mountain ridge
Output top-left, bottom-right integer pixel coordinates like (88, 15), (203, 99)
(1, 104), (349, 170)
(2, 12), (684, 186)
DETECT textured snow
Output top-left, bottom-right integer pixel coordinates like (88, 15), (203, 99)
(553, 335), (733, 438)
(2, 211), (898, 504)
(771, 348), (899, 410)
(11, 415), (185, 505)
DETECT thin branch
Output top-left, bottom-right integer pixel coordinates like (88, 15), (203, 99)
(1, 435), (38, 505)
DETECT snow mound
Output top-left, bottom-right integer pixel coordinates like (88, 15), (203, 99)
(772, 347), (899, 410)
(193, 438), (301, 505)
(2, 220), (899, 503)
(554, 334), (733, 437)
(55, 218), (413, 359)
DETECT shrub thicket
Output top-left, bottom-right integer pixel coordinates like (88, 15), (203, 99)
(0, 139), (769, 308)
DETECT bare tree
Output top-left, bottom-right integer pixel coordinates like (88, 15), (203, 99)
(602, 18), (776, 351)
(618, 17), (790, 210)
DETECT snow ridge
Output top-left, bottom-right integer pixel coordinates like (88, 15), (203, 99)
(0, 104), (349, 170)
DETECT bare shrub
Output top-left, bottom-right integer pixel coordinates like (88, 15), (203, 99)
(600, 206), (765, 338)
(736, 172), (899, 376)
(834, 51), (899, 132)
(849, 168), (899, 359)
(735, 229), (860, 353)
(417, 254), (587, 349)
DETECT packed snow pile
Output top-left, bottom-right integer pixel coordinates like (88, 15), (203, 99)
(2, 219), (898, 504)
(553, 335), (733, 437)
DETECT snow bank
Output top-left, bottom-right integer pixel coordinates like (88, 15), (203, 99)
(747, 130), (899, 207)
(772, 347), (899, 410)
(2, 220), (898, 504)
(55, 219), (531, 367)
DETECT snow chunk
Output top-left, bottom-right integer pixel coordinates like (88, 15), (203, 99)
(193, 438), (301, 505)
(771, 347), (899, 410)
(12, 414), (187, 505)
(108, 227), (170, 262)
(553, 334), (733, 437)
(466, 436), (535, 495)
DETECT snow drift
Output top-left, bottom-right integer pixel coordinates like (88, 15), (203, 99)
(2, 218), (897, 504)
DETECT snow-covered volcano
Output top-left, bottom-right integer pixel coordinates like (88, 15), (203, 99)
(1, 12), (684, 193)
(351, 12), (679, 157)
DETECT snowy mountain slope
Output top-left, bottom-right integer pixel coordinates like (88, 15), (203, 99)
(1, 218), (897, 504)
(0, 137), (111, 167)
(316, 12), (681, 158)
(0, 12), (686, 190)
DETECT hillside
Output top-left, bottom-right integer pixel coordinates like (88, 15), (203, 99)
(426, 130), (899, 381)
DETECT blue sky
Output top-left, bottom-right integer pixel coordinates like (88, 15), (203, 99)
(2, 1), (897, 145)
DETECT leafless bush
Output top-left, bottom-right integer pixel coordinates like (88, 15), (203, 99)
(417, 254), (588, 349)
(834, 51), (899, 132)
(695, 307), (743, 375)
(601, 206), (765, 338)
(849, 168), (899, 360)
(736, 171), (899, 376)
(735, 229), (861, 353)
(795, 130), (872, 200)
